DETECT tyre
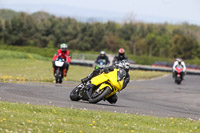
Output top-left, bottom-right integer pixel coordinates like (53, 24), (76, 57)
(175, 77), (182, 85)
(58, 77), (62, 83)
(106, 94), (118, 104)
(55, 69), (62, 84)
(89, 87), (111, 104)
(70, 87), (81, 101)
(176, 80), (181, 84)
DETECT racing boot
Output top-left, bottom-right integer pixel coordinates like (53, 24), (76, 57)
(106, 94), (118, 104)
(53, 68), (55, 75)
(65, 64), (69, 77)
(63, 68), (67, 77)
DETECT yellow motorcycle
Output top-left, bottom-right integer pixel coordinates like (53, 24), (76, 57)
(70, 68), (126, 104)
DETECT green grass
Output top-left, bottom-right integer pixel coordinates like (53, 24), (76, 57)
(0, 50), (198, 133)
(0, 101), (199, 133)
(0, 49), (167, 83)
(0, 45), (57, 58)
(0, 58), (93, 83)
(2, 45), (200, 65)
(0, 45), (100, 59)
(0, 57), (167, 83)
(0, 49), (50, 61)
(129, 70), (168, 80)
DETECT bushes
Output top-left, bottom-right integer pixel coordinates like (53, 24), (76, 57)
(1, 10), (200, 60)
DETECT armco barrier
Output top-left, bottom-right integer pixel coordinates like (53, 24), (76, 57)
(70, 60), (200, 75)
(70, 60), (93, 67)
(130, 65), (200, 75)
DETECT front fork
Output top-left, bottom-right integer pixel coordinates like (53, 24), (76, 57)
(54, 67), (65, 77)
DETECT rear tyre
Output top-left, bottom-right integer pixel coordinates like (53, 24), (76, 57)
(176, 80), (181, 84)
(175, 78), (182, 85)
(89, 87), (111, 104)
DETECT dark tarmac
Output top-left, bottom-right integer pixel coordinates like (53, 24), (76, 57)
(1, 75), (200, 119)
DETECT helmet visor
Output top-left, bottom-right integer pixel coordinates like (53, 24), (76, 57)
(61, 48), (67, 52)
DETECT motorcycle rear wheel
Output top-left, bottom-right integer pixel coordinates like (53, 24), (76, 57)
(176, 79), (182, 84)
(175, 77), (182, 85)
(89, 87), (111, 104)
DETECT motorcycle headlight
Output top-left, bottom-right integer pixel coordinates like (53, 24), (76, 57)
(117, 69), (126, 81)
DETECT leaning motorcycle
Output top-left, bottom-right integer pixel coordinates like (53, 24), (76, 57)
(54, 57), (66, 83)
(70, 68), (126, 104)
(174, 65), (183, 84)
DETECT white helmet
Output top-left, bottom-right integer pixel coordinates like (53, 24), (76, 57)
(100, 51), (105, 55)
(176, 58), (182, 64)
(60, 43), (68, 52)
(176, 58), (182, 62)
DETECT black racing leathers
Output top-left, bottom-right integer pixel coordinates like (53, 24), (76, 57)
(112, 54), (128, 65)
(95, 55), (110, 65)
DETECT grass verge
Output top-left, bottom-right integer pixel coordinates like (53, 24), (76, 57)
(2, 45), (200, 66)
(0, 58), (168, 83)
(0, 101), (200, 133)
(0, 50), (168, 83)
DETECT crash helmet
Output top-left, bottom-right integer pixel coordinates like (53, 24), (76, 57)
(176, 58), (182, 64)
(60, 43), (68, 52)
(118, 48), (125, 59)
(119, 48), (125, 54)
(100, 51), (105, 57)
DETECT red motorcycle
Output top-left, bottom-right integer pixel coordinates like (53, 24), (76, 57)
(53, 56), (66, 83)
(174, 65), (183, 84)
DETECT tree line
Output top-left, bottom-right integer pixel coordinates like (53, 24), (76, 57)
(0, 9), (200, 60)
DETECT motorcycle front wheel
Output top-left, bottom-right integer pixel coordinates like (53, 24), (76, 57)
(55, 69), (63, 83)
(89, 87), (111, 104)
(70, 85), (81, 101)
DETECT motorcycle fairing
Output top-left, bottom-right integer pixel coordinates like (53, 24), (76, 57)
(175, 65), (183, 73)
(96, 59), (106, 69)
(55, 61), (64, 67)
(91, 69), (124, 98)
(175, 65), (183, 79)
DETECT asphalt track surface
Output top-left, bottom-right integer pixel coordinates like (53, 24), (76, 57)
(1, 74), (200, 120)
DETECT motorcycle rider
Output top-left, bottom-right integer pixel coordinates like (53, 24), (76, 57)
(52, 43), (71, 76)
(112, 48), (128, 65)
(81, 60), (130, 104)
(95, 51), (110, 65)
(172, 58), (186, 79)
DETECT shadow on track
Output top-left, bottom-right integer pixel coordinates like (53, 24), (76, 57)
(74, 100), (128, 108)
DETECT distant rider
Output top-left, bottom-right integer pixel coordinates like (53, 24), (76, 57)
(112, 48), (128, 65)
(81, 60), (130, 104)
(52, 43), (71, 76)
(95, 51), (110, 65)
(172, 58), (186, 78)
